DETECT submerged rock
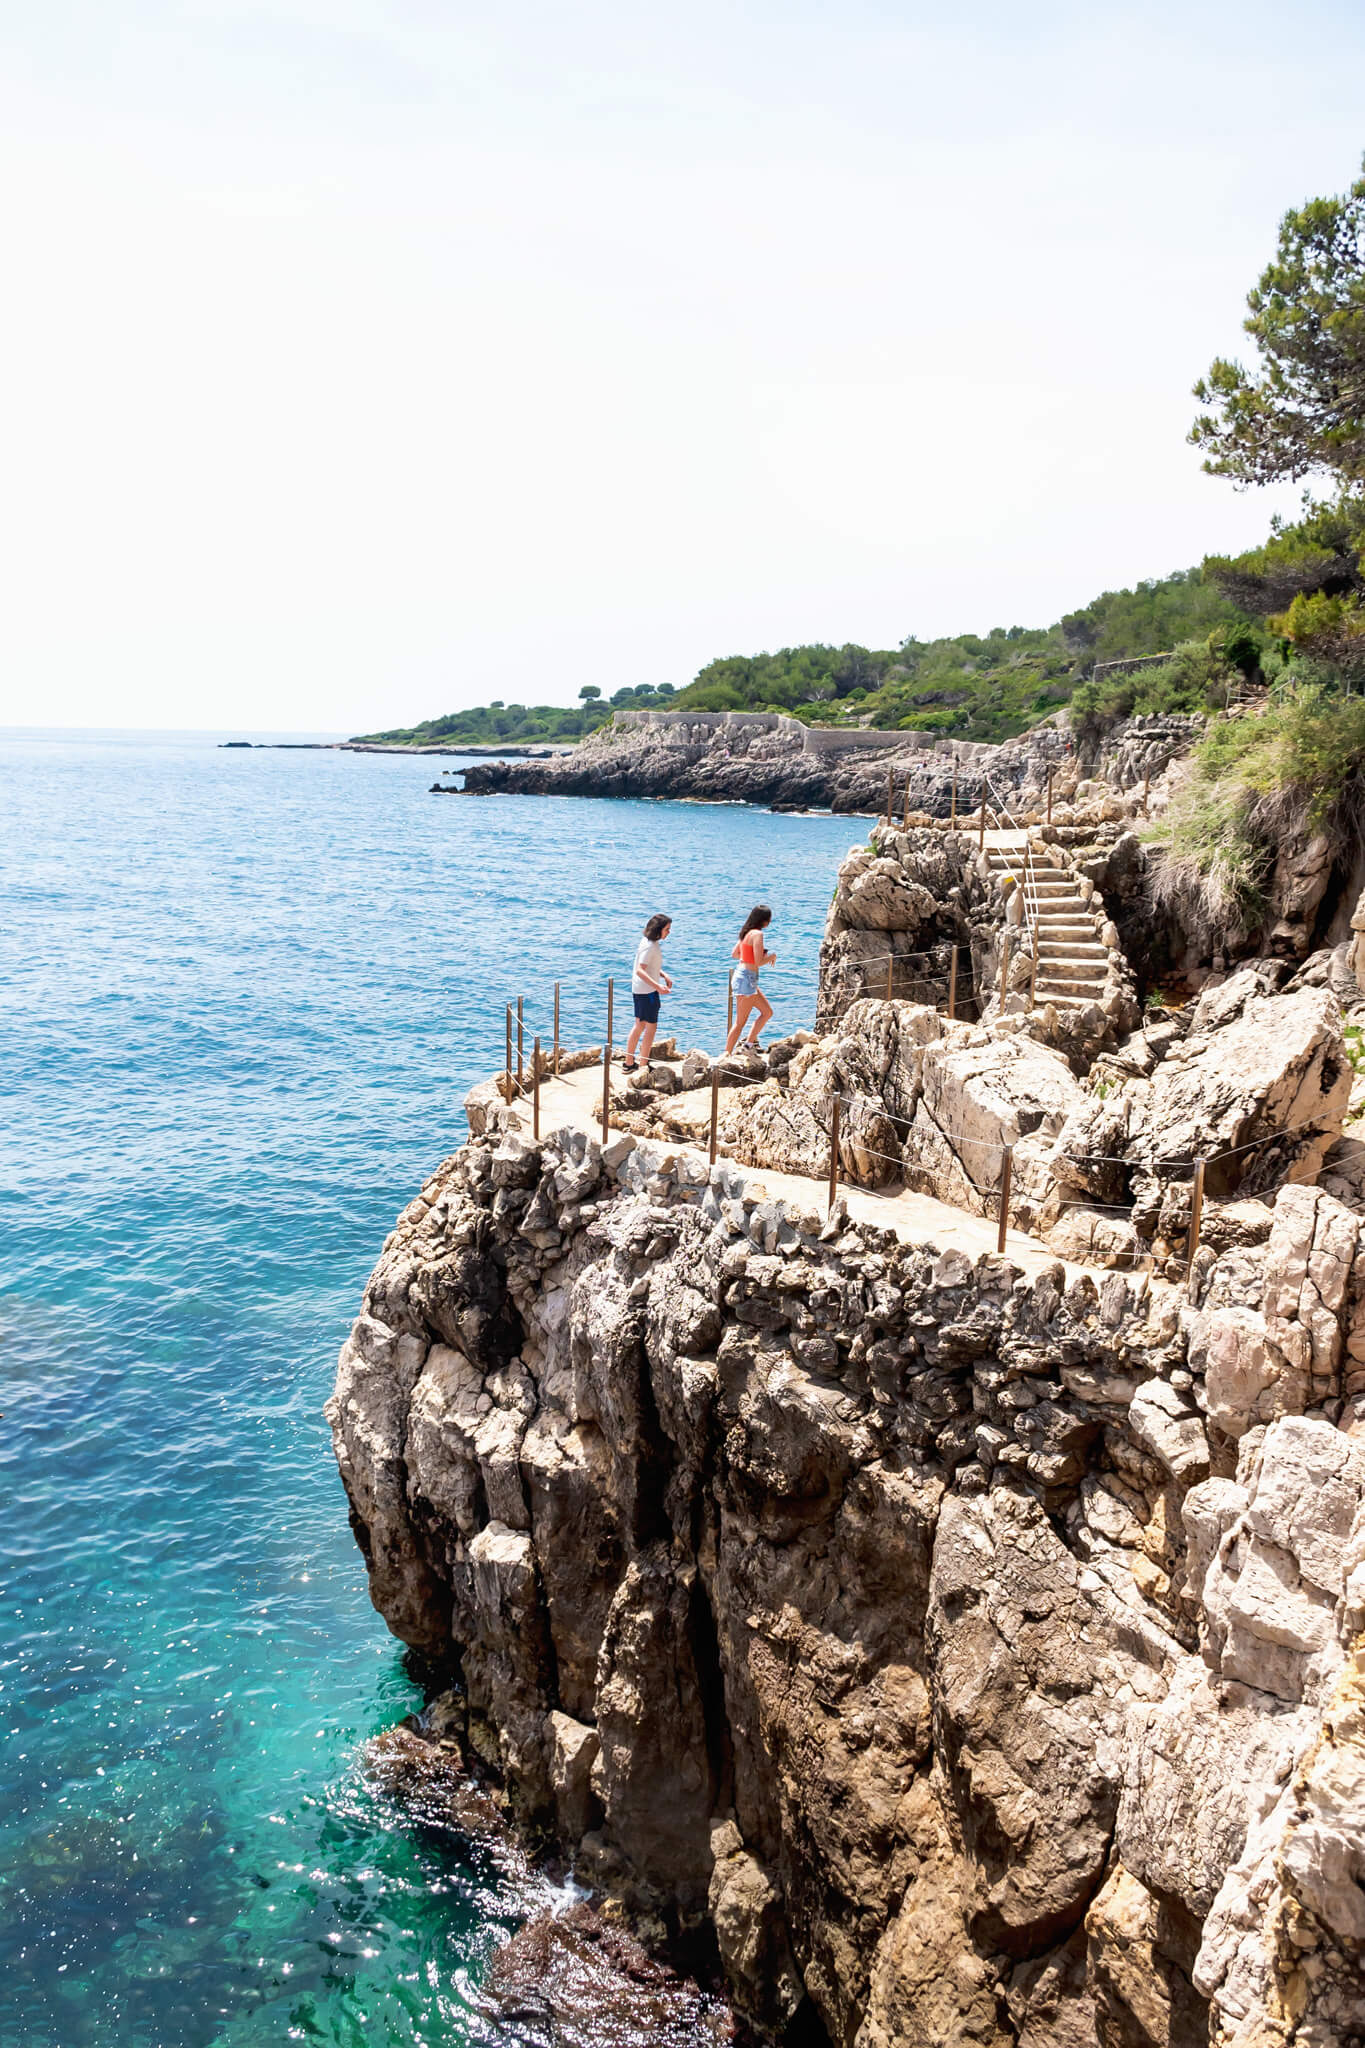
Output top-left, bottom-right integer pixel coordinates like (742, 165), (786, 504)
(478, 1902), (733, 2048)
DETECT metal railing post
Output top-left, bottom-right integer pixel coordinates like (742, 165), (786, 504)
(886, 952), (894, 1002)
(1186, 1159), (1206, 1300)
(553, 982), (560, 1076)
(709, 1068), (719, 1165)
(726, 980), (734, 1041)
(533, 1037), (541, 1141)
(516, 996), (524, 1088)
(997, 1144), (1013, 1255)
(505, 1003), (513, 1100)
(827, 1096), (841, 1215)
(948, 945), (958, 1020)
(950, 759), (958, 830)
(902, 775), (910, 829)
(600, 978), (614, 1143)
(978, 786), (987, 850)
(885, 766), (893, 824)
(999, 934), (1012, 1008)
(1046, 765), (1053, 825)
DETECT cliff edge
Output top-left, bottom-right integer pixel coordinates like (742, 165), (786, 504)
(327, 818), (1365, 2047)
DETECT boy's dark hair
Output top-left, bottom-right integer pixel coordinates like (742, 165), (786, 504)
(644, 913), (672, 941)
(738, 904), (772, 939)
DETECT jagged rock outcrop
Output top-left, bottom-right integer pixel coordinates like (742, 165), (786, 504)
(451, 708), (1142, 818)
(1054, 967), (1353, 1277)
(330, 1098), (1365, 2047)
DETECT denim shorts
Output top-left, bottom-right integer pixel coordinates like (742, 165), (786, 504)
(731, 966), (759, 998)
(632, 991), (660, 1023)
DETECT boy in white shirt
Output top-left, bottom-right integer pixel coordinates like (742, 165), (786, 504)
(623, 913), (672, 1072)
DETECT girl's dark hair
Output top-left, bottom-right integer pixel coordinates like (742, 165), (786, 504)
(738, 904), (772, 939)
(643, 913), (671, 941)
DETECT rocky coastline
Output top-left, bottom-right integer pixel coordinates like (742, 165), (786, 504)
(327, 779), (1365, 2047)
(446, 708), (1199, 816)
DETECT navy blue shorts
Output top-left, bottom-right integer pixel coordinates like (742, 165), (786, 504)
(632, 991), (660, 1023)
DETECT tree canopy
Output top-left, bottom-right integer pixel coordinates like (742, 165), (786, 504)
(1190, 157), (1365, 488)
(1204, 493), (1365, 685)
(353, 567), (1255, 748)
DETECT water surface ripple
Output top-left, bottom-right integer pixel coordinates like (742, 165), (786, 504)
(0, 731), (858, 2048)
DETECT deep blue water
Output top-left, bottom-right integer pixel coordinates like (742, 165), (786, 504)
(0, 730), (859, 2048)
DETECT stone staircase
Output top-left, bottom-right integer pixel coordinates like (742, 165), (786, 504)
(986, 834), (1110, 1006)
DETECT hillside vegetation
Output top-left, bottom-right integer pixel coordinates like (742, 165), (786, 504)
(1145, 151), (1365, 928)
(361, 152), (1365, 788)
(352, 564), (1249, 748)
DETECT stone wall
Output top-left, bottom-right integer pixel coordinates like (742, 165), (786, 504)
(329, 1108), (1365, 2048)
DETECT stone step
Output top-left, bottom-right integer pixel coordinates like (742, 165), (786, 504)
(1037, 957), (1106, 977)
(1035, 976), (1107, 998)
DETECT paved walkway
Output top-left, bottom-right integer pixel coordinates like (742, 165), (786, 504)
(521, 1059), (1068, 1278)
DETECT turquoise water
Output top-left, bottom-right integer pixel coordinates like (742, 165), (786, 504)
(0, 731), (858, 2048)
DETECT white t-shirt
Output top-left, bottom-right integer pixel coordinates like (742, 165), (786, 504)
(632, 938), (663, 995)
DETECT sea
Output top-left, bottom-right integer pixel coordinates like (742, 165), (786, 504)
(0, 729), (860, 2048)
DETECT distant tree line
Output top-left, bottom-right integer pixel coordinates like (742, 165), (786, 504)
(359, 155), (1365, 757)
(352, 569), (1253, 749)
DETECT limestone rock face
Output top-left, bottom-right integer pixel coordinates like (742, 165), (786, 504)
(817, 827), (982, 1030)
(905, 1030), (1086, 1222)
(1204, 1185), (1360, 1439)
(1052, 972), (1352, 1271)
(330, 1121), (1365, 2048)
(1144, 974), (1350, 1198)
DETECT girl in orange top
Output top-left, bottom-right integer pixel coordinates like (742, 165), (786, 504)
(725, 904), (776, 1055)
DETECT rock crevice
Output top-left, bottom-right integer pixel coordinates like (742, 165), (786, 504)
(329, 1108), (1365, 2046)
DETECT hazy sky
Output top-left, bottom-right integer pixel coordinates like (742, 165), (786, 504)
(1, 2), (1362, 734)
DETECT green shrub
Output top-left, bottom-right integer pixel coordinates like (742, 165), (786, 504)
(1146, 684), (1365, 936)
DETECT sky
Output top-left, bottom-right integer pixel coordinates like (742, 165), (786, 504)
(0, 2), (1361, 735)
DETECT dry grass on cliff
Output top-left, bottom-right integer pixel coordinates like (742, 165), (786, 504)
(1144, 687), (1365, 941)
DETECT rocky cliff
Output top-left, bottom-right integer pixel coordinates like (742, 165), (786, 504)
(329, 1107), (1365, 2047)
(450, 707), (1078, 815)
(328, 812), (1365, 2047)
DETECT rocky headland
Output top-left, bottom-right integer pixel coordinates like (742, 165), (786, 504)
(328, 767), (1365, 2047)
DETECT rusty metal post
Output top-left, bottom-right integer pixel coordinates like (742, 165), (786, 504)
(1186, 1158), (1206, 1300)
(709, 1068), (719, 1165)
(1046, 766), (1053, 824)
(533, 1037), (541, 1141)
(950, 760), (958, 830)
(505, 1003), (513, 1099)
(827, 1095), (841, 1215)
(516, 996), (524, 1088)
(948, 946), (958, 1020)
(601, 979), (614, 1142)
(998, 933), (1012, 1008)
(727, 980), (734, 1041)
(978, 785), (987, 850)
(997, 1144), (1013, 1254)
(553, 982), (560, 1076)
